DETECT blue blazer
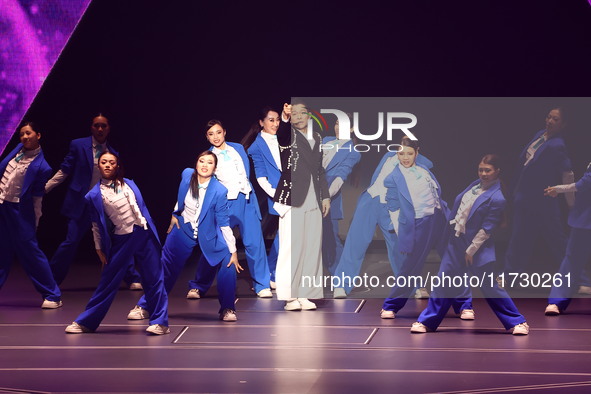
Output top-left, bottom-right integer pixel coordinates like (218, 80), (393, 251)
(514, 130), (571, 204)
(569, 164), (591, 230)
(60, 136), (118, 219)
(384, 163), (446, 254)
(322, 137), (361, 220)
(0, 143), (52, 240)
(370, 151), (433, 187)
(448, 180), (506, 267)
(248, 133), (282, 215)
(174, 169), (231, 266)
(210, 141), (261, 220)
(85, 178), (160, 261)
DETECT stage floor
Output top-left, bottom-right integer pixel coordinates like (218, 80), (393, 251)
(1, 259), (591, 394)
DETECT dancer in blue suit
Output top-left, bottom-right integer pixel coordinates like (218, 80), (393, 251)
(545, 161), (591, 315)
(128, 151), (243, 322)
(65, 152), (169, 334)
(0, 122), (62, 308)
(411, 154), (529, 335)
(246, 107), (283, 288)
(331, 139), (433, 298)
(45, 114), (141, 288)
(380, 138), (448, 318)
(503, 108), (577, 288)
(187, 120), (271, 299)
(321, 116), (361, 275)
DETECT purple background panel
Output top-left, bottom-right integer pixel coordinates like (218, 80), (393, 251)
(0, 0), (91, 154)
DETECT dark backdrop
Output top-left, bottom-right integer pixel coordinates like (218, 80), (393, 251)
(3, 0), (591, 256)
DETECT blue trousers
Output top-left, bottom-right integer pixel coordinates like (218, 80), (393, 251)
(322, 217), (343, 275)
(382, 211), (443, 312)
(143, 221), (236, 313)
(75, 226), (168, 330)
(332, 192), (403, 294)
(418, 235), (526, 331)
(0, 202), (61, 302)
(548, 227), (591, 310)
(189, 193), (269, 293)
(50, 206), (141, 286)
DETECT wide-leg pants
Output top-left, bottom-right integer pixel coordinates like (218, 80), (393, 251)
(50, 205), (141, 286)
(189, 193), (269, 293)
(75, 226), (168, 330)
(0, 202), (61, 302)
(418, 235), (526, 331)
(144, 221), (236, 313)
(382, 211), (444, 312)
(332, 192), (403, 294)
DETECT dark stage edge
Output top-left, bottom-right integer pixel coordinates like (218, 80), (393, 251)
(1, 261), (591, 393)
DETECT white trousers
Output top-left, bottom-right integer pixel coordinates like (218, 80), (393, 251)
(275, 205), (324, 300)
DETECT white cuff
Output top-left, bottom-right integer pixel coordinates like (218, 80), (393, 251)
(220, 226), (237, 253)
(45, 169), (68, 193)
(389, 210), (400, 234)
(273, 202), (291, 218)
(562, 171), (576, 207)
(466, 229), (491, 257)
(256, 177), (276, 198)
(33, 196), (43, 228)
(328, 177), (344, 198)
(91, 222), (102, 250)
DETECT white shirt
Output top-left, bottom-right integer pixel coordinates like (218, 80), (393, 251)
(91, 180), (147, 249)
(0, 147), (41, 203)
(524, 134), (546, 166)
(175, 180), (237, 253)
(450, 182), (485, 236)
(400, 165), (440, 218)
(212, 145), (252, 200)
(181, 180), (208, 237)
(99, 180), (147, 235)
(260, 132), (282, 170)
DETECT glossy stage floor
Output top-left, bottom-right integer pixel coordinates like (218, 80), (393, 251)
(1, 255), (591, 394)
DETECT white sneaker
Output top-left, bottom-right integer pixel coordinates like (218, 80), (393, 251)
(545, 304), (560, 316)
(127, 305), (149, 320)
(146, 324), (170, 335)
(333, 288), (347, 299)
(186, 289), (201, 299)
(578, 286), (591, 295)
(297, 298), (317, 310)
(512, 322), (530, 335)
(220, 309), (238, 322)
(284, 299), (302, 311)
(270, 280), (277, 290)
(129, 282), (143, 290)
(460, 309), (475, 320)
(41, 299), (63, 309)
(380, 309), (395, 319)
(410, 321), (428, 333)
(257, 288), (273, 298)
(414, 288), (430, 299)
(65, 322), (92, 334)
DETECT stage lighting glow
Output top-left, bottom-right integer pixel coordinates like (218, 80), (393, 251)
(0, 0), (91, 154)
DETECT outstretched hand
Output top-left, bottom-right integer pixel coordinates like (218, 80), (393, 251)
(544, 186), (558, 198)
(227, 252), (244, 273)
